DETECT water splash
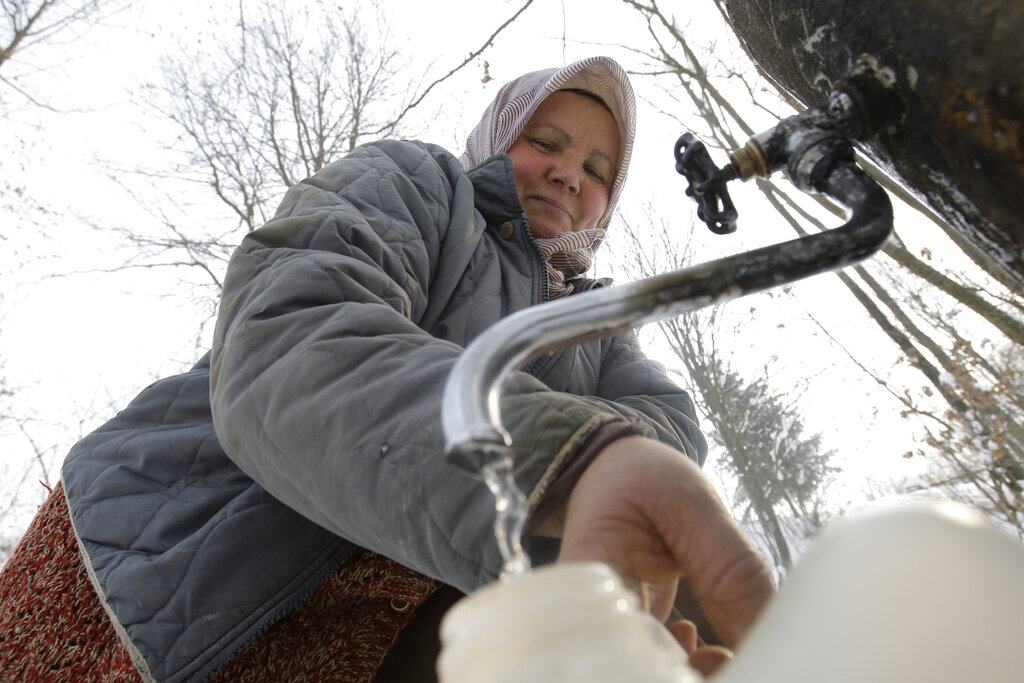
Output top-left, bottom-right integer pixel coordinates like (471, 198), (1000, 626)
(481, 454), (532, 582)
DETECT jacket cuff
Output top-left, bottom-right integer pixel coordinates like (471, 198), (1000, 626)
(525, 418), (653, 536)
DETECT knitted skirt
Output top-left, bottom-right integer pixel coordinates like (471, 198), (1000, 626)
(0, 483), (440, 682)
(0, 483), (138, 681)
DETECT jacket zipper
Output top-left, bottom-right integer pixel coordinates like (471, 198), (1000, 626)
(522, 223), (555, 377)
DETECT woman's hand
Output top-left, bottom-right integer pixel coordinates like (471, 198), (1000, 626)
(556, 435), (774, 655)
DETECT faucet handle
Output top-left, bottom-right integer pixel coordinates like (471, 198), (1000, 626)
(674, 133), (738, 235)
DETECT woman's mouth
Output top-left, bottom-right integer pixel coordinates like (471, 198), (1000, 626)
(529, 195), (571, 218)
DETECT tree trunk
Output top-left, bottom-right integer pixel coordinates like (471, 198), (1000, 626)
(722, 0), (1024, 288)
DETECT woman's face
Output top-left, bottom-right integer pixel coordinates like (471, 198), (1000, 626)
(505, 91), (620, 239)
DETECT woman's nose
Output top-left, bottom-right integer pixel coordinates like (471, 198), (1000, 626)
(548, 159), (581, 194)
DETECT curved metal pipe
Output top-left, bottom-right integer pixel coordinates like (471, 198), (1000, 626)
(443, 155), (892, 473)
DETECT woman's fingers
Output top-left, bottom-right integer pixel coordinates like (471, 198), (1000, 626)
(687, 646), (734, 677)
(667, 619), (698, 654)
(558, 436), (775, 646)
(668, 619), (736, 676)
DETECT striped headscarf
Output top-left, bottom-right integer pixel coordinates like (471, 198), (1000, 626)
(461, 56), (637, 299)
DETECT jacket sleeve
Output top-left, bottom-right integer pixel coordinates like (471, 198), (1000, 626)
(590, 331), (708, 465)
(210, 140), (636, 593)
(522, 331), (708, 542)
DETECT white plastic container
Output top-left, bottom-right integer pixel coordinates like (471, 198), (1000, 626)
(436, 562), (701, 682)
(714, 501), (1024, 683)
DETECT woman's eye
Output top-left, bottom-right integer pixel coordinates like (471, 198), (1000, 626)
(532, 138), (555, 151)
(587, 167), (606, 183)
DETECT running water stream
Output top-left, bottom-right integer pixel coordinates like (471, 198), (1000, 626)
(481, 453), (532, 582)
(439, 449), (704, 681)
(441, 437), (704, 682)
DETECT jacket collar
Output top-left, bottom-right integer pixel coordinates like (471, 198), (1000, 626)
(467, 153), (524, 225)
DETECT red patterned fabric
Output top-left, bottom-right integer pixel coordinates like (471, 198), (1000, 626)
(207, 549), (439, 682)
(0, 483), (441, 682)
(0, 483), (139, 682)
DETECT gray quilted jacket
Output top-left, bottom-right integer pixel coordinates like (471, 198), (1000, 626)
(62, 140), (705, 682)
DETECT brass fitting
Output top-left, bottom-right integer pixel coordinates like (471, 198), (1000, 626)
(726, 139), (771, 181)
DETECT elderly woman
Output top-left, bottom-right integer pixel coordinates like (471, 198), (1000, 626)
(1, 57), (772, 681)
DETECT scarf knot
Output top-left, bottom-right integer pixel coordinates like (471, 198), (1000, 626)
(533, 228), (606, 299)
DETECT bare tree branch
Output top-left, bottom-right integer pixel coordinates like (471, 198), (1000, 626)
(1, 0), (131, 106)
(99, 0), (537, 309)
(381, 0), (538, 132)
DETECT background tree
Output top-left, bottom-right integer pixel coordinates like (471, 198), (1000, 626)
(918, 342), (1024, 537)
(678, 324), (839, 572)
(620, 215), (839, 575)
(2, 0), (129, 107)
(93, 1), (415, 293)
(99, 0), (535, 295)
(2, 0), (132, 254)
(853, 273), (1024, 537)
(1, 0), (133, 565)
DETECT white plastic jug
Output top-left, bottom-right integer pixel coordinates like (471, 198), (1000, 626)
(436, 561), (702, 682)
(714, 501), (1024, 683)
